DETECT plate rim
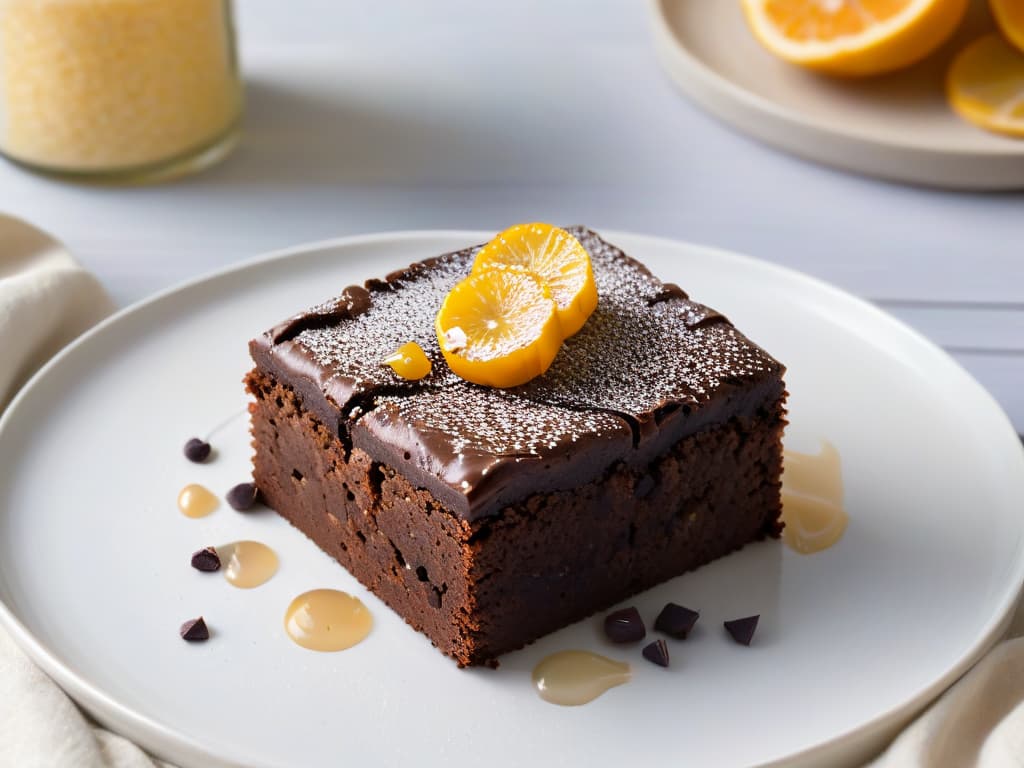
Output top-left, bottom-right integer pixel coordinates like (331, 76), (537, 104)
(1, 228), (1022, 768)
(648, 0), (1024, 190)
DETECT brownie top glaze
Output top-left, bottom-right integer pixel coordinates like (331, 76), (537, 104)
(250, 227), (785, 520)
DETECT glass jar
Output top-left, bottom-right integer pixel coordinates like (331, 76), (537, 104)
(0, 0), (241, 183)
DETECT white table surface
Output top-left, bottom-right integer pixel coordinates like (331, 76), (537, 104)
(0, 0), (1021, 430)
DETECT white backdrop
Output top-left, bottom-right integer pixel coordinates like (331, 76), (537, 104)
(0, 0), (1020, 428)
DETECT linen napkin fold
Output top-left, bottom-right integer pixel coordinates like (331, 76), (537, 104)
(0, 218), (172, 768)
(0, 215), (114, 410)
(868, 602), (1024, 768)
(0, 218), (1022, 768)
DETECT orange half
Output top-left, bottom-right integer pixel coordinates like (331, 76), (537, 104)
(741, 0), (968, 76)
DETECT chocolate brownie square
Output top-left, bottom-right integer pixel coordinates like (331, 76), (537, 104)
(245, 227), (786, 666)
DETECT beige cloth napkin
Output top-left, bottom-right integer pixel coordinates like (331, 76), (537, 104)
(868, 604), (1024, 768)
(0, 219), (171, 768)
(0, 218), (113, 411)
(0, 221), (1022, 768)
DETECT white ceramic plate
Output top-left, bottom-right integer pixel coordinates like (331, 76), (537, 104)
(649, 0), (1024, 189)
(1, 231), (1022, 768)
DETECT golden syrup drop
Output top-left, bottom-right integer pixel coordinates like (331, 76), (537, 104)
(284, 589), (372, 652)
(178, 483), (218, 518)
(781, 493), (848, 554)
(531, 650), (631, 706)
(222, 541), (278, 589)
(781, 441), (848, 554)
(383, 341), (432, 381)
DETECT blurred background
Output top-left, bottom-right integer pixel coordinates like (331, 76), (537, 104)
(1, 3), (1024, 766)
(0, 0), (1021, 432)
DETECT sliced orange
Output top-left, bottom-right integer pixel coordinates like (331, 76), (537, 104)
(947, 34), (1024, 138)
(472, 223), (597, 338)
(435, 267), (562, 388)
(741, 0), (968, 76)
(992, 0), (1024, 54)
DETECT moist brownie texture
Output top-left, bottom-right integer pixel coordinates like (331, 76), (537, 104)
(246, 227), (786, 666)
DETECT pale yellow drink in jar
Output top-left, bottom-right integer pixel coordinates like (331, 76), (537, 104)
(0, 0), (240, 177)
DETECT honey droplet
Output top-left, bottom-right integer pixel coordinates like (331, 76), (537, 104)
(781, 441), (848, 554)
(222, 541), (278, 589)
(284, 589), (372, 652)
(781, 493), (848, 554)
(531, 650), (631, 706)
(178, 483), (218, 518)
(383, 341), (432, 381)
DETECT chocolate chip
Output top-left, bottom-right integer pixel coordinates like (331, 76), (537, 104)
(226, 482), (259, 511)
(604, 606), (646, 643)
(724, 615), (759, 646)
(180, 617), (209, 642)
(642, 639), (670, 667)
(183, 438), (211, 463)
(655, 602), (700, 639)
(190, 547), (221, 572)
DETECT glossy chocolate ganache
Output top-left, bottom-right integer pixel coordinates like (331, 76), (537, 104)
(250, 227), (785, 520)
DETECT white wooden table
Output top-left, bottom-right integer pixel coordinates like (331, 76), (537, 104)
(1, 0), (1021, 429)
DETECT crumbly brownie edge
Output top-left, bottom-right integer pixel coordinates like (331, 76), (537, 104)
(246, 368), (481, 665)
(249, 226), (787, 522)
(246, 369), (785, 666)
(466, 397), (786, 662)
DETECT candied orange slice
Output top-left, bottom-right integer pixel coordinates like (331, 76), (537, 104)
(992, 0), (1024, 54)
(435, 267), (561, 388)
(947, 35), (1024, 138)
(472, 223), (597, 338)
(383, 341), (432, 380)
(741, 0), (968, 76)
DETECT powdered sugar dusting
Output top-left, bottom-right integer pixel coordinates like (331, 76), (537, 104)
(294, 250), (472, 393)
(374, 385), (625, 460)
(519, 287), (773, 413)
(572, 226), (663, 304)
(276, 227), (781, 465)
(516, 228), (776, 413)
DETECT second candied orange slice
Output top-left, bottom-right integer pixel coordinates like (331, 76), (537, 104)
(947, 35), (1024, 138)
(472, 223), (598, 338)
(435, 267), (562, 388)
(992, 0), (1024, 54)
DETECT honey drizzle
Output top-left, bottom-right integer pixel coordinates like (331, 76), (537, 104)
(531, 650), (631, 706)
(222, 541), (278, 589)
(177, 483), (218, 518)
(781, 441), (848, 554)
(284, 589), (372, 652)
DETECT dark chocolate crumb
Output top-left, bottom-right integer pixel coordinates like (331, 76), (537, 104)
(642, 639), (670, 667)
(604, 606), (646, 643)
(226, 482), (259, 511)
(190, 547), (221, 572)
(183, 438), (211, 463)
(655, 602), (700, 639)
(724, 615), (759, 646)
(180, 617), (210, 642)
